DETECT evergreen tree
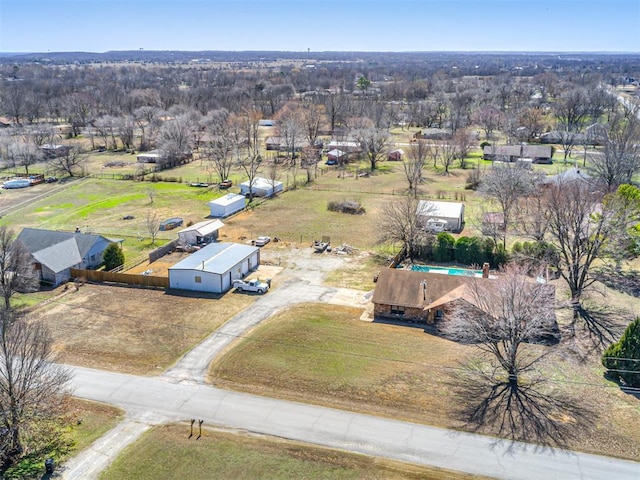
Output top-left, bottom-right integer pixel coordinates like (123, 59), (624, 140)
(602, 318), (640, 387)
(103, 243), (125, 271)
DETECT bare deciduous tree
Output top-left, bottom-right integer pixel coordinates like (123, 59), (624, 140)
(0, 227), (39, 312)
(378, 196), (428, 260)
(443, 262), (558, 385)
(479, 163), (542, 246)
(6, 141), (43, 175)
(0, 312), (72, 470)
(274, 103), (304, 165)
(351, 118), (390, 171)
(146, 211), (160, 244)
(403, 139), (428, 196)
(542, 179), (639, 342)
(48, 145), (86, 177)
(587, 114), (640, 192)
(157, 111), (199, 168)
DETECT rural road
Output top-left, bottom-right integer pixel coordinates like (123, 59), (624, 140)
(66, 365), (640, 480)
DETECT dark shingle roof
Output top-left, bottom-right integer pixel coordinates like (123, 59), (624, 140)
(372, 269), (468, 309)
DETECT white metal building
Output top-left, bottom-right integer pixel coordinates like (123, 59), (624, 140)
(416, 200), (465, 232)
(239, 177), (284, 197)
(208, 193), (246, 217)
(168, 242), (260, 293)
(177, 219), (225, 245)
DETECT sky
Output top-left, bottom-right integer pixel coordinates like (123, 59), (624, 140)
(0, 0), (639, 53)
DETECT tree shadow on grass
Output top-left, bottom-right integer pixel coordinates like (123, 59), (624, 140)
(448, 366), (596, 452)
(566, 303), (629, 351)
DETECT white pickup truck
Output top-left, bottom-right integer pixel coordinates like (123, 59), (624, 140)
(233, 278), (270, 294)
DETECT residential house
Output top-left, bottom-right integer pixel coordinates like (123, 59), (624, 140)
(16, 228), (120, 286)
(412, 128), (452, 141)
(416, 200), (465, 233)
(373, 269), (489, 323)
(373, 267), (556, 335)
(482, 144), (552, 164)
(481, 212), (505, 236)
(40, 144), (71, 159)
(327, 140), (361, 153)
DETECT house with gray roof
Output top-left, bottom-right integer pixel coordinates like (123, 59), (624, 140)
(168, 242), (260, 293)
(483, 144), (552, 164)
(16, 228), (120, 286)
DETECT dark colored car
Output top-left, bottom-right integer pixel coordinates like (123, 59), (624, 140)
(219, 180), (233, 189)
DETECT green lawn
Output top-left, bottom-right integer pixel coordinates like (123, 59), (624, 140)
(100, 424), (486, 480)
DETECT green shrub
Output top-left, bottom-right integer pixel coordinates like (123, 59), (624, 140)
(602, 317), (640, 388)
(433, 232), (455, 262)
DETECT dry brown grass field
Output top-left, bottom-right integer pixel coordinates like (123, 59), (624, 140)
(33, 283), (254, 374)
(100, 423), (489, 480)
(209, 302), (640, 461)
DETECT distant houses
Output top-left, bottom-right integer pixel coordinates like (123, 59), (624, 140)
(483, 144), (552, 164)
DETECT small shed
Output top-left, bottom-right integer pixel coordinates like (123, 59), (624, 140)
(417, 200), (465, 233)
(136, 149), (163, 163)
(208, 193), (246, 218)
(239, 177), (284, 198)
(388, 148), (404, 161)
(159, 218), (184, 231)
(177, 219), (224, 245)
(168, 242), (260, 293)
(326, 149), (345, 162)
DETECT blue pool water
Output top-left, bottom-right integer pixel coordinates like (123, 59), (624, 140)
(409, 265), (483, 277)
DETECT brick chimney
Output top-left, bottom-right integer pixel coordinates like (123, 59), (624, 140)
(482, 263), (490, 279)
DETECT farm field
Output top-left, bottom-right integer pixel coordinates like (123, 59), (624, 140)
(209, 303), (640, 461)
(100, 423), (487, 480)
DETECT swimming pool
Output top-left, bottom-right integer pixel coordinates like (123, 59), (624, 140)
(409, 265), (483, 277)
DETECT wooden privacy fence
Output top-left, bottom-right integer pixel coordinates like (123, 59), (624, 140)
(70, 268), (169, 288)
(149, 239), (179, 263)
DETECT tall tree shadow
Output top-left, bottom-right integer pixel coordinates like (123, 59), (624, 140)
(449, 366), (596, 451)
(568, 303), (629, 351)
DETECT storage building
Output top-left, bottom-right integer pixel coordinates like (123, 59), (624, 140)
(208, 193), (246, 217)
(177, 219), (224, 245)
(239, 177), (283, 197)
(168, 242), (260, 293)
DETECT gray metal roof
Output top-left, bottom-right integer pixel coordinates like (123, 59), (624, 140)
(31, 238), (82, 273)
(169, 242), (259, 275)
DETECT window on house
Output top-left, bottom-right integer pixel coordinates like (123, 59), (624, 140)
(390, 305), (405, 315)
(195, 276), (202, 283)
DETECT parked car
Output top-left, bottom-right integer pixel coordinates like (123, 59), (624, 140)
(233, 279), (269, 294)
(253, 236), (271, 247)
(325, 159), (338, 165)
(218, 180), (233, 189)
(45, 176), (58, 183)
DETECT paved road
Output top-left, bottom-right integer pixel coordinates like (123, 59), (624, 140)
(68, 366), (640, 480)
